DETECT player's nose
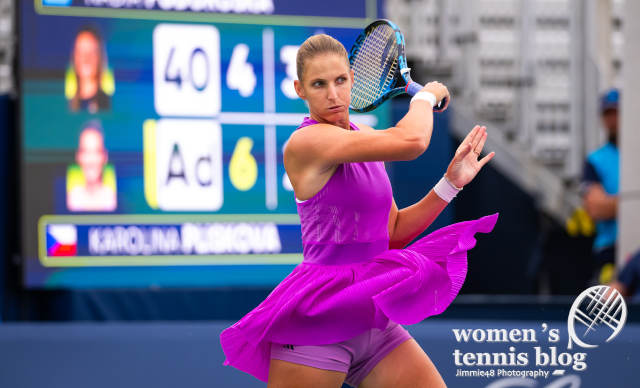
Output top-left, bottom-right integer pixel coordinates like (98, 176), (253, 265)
(327, 84), (338, 100)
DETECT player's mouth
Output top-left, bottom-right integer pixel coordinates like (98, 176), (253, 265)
(328, 105), (344, 113)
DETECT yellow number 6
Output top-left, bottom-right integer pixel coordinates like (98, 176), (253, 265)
(229, 137), (258, 191)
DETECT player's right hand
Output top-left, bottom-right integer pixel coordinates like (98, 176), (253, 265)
(422, 81), (450, 110)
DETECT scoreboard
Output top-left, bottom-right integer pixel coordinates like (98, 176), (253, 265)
(20, 0), (389, 288)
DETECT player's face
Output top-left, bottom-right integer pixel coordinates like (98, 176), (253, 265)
(77, 128), (107, 185)
(295, 53), (353, 129)
(74, 32), (101, 80)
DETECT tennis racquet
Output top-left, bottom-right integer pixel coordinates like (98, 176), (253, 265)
(349, 19), (447, 113)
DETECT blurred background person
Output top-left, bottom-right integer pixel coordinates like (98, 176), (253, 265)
(66, 120), (117, 212)
(581, 88), (620, 284)
(66, 26), (113, 113)
(610, 249), (640, 302)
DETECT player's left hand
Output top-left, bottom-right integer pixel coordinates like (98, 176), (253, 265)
(445, 125), (495, 189)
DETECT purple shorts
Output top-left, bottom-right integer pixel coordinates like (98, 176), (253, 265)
(270, 320), (413, 387)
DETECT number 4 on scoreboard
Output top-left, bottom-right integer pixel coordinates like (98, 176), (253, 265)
(227, 44), (257, 97)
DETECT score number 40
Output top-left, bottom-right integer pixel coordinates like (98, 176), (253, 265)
(153, 24), (221, 117)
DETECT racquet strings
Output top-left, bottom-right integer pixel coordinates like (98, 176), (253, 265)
(350, 24), (399, 110)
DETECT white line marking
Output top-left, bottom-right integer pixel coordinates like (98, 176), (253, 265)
(217, 112), (379, 127)
(263, 28), (278, 210)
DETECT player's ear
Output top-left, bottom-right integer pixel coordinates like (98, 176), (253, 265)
(294, 79), (306, 100)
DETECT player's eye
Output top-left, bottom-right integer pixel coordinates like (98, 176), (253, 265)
(312, 80), (324, 87)
(336, 76), (347, 84)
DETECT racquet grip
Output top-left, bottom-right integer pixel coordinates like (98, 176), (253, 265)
(405, 82), (423, 96)
(405, 82), (447, 112)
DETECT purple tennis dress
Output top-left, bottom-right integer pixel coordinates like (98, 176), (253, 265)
(220, 117), (499, 382)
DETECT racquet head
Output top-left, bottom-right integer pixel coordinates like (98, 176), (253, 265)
(348, 19), (446, 113)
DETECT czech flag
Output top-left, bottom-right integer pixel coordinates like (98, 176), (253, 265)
(47, 224), (77, 257)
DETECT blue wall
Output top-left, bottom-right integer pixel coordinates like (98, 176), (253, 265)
(0, 319), (637, 388)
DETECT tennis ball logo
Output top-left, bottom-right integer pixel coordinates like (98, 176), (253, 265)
(229, 137), (258, 191)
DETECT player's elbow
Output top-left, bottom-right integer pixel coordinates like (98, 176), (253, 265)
(378, 127), (429, 160)
(390, 126), (429, 159)
(404, 136), (428, 160)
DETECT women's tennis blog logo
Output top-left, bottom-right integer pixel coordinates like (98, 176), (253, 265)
(567, 285), (627, 350)
(451, 285), (627, 381)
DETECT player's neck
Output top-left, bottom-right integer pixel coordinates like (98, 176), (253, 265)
(309, 113), (350, 130)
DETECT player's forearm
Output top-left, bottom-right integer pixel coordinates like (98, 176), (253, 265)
(390, 81), (449, 159)
(394, 102), (434, 150)
(389, 189), (447, 249)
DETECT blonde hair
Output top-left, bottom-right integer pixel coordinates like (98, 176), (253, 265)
(296, 34), (349, 81)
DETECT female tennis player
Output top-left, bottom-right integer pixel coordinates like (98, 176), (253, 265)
(220, 34), (497, 388)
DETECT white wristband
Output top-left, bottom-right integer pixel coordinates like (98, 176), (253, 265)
(410, 91), (437, 107)
(433, 175), (462, 203)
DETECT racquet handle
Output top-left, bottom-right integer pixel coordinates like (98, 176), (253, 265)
(406, 82), (447, 112)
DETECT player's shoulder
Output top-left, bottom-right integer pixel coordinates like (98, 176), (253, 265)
(285, 123), (338, 154)
(290, 122), (339, 140)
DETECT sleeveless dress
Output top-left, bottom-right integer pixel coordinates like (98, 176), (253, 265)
(220, 117), (499, 382)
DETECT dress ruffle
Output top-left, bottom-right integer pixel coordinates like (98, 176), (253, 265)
(220, 213), (498, 382)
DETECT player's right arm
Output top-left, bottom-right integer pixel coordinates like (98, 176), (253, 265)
(286, 82), (450, 167)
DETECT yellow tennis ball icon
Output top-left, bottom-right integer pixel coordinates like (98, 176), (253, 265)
(229, 137), (258, 191)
